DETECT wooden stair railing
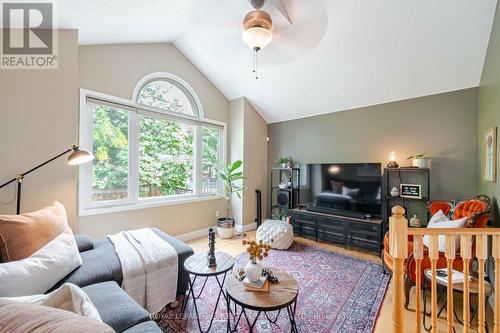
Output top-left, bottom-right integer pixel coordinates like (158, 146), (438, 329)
(389, 205), (500, 333)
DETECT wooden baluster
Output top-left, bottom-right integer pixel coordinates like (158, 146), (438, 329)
(445, 235), (456, 333)
(414, 235), (424, 333)
(428, 234), (440, 333)
(389, 206), (408, 333)
(493, 235), (500, 333)
(476, 234), (488, 333)
(461, 235), (473, 333)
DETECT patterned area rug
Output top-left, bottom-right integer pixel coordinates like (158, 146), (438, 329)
(154, 243), (390, 333)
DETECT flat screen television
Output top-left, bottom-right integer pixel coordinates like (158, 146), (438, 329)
(298, 163), (382, 218)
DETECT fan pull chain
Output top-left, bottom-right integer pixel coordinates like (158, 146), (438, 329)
(253, 47), (260, 79)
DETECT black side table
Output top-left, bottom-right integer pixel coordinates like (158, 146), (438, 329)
(181, 251), (234, 333)
(422, 268), (493, 332)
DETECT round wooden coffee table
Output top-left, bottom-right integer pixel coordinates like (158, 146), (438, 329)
(225, 268), (299, 332)
(181, 252), (234, 333)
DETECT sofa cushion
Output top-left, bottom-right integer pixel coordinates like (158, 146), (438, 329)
(0, 201), (68, 262)
(0, 298), (114, 333)
(50, 238), (123, 291)
(122, 321), (162, 333)
(75, 234), (94, 252)
(52, 228), (193, 296)
(83, 281), (150, 333)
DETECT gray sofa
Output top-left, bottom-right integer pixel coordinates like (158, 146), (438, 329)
(50, 228), (194, 333)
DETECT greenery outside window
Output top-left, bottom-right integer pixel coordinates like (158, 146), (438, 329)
(78, 74), (225, 216)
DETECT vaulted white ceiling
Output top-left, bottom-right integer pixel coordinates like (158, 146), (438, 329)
(56, 0), (497, 123)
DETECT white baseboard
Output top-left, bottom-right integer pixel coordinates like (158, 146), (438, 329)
(235, 222), (257, 234)
(175, 222), (257, 242)
(175, 228), (211, 242)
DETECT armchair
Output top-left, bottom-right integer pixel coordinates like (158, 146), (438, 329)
(382, 195), (491, 309)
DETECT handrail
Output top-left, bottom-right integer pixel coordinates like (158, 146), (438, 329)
(409, 228), (500, 236)
(389, 205), (499, 333)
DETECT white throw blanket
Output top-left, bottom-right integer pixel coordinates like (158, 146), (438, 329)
(107, 228), (178, 313)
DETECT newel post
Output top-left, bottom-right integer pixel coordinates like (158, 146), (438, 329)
(389, 205), (409, 333)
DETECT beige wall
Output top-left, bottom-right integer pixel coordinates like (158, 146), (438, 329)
(268, 88), (479, 214)
(0, 30), (79, 229)
(242, 99), (268, 225)
(228, 97), (268, 228)
(229, 98), (245, 226)
(77, 43), (230, 238)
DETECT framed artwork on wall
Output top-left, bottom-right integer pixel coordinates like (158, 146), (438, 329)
(484, 127), (497, 182)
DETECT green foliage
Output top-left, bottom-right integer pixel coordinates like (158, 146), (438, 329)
(276, 156), (292, 166)
(271, 207), (292, 220)
(92, 106), (129, 193)
(406, 152), (428, 160)
(220, 160), (245, 218)
(138, 116), (194, 197)
(91, 82), (220, 201)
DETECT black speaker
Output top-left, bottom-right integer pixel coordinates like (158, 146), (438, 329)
(277, 190), (290, 208)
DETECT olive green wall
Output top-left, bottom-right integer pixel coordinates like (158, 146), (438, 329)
(479, 1), (500, 227)
(268, 88), (479, 215)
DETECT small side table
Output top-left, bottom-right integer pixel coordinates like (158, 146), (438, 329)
(422, 268), (493, 332)
(225, 268), (299, 333)
(181, 251), (234, 333)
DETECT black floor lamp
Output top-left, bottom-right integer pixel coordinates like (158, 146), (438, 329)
(0, 144), (94, 214)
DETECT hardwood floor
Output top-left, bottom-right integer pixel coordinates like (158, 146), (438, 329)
(186, 230), (493, 333)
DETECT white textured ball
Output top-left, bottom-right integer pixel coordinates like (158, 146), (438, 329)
(256, 220), (294, 250)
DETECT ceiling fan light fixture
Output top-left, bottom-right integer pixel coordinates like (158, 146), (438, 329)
(242, 9), (272, 50)
(242, 26), (272, 50)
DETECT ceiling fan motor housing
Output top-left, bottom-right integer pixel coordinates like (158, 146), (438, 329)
(243, 9), (272, 31)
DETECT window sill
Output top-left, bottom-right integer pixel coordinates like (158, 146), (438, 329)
(78, 194), (224, 217)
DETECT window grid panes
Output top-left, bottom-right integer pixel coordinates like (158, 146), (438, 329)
(139, 116), (195, 198)
(137, 80), (197, 117)
(91, 104), (129, 202)
(81, 77), (224, 213)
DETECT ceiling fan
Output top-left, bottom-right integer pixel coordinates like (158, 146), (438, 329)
(241, 0), (273, 79)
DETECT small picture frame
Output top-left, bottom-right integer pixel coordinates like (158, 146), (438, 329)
(400, 184), (422, 199)
(484, 127), (497, 182)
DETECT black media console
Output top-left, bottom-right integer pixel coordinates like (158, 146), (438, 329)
(291, 209), (383, 254)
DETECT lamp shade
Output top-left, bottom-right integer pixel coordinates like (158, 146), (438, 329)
(242, 27), (272, 50)
(68, 147), (94, 166)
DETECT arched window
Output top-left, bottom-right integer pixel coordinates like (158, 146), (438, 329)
(78, 73), (225, 215)
(134, 73), (202, 118)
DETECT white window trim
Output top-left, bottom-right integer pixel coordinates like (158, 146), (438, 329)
(78, 87), (227, 217)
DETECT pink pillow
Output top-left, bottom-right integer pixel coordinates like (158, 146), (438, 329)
(0, 202), (69, 262)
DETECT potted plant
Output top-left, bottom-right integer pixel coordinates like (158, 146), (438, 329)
(407, 153), (428, 168)
(276, 156), (292, 168)
(241, 238), (272, 282)
(218, 160), (245, 239)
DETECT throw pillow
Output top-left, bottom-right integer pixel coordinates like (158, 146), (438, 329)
(342, 186), (360, 199)
(0, 298), (114, 333)
(330, 180), (344, 194)
(423, 210), (468, 253)
(0, 201), (68, 262)
(3, 283), (102, 322)
(0, 228), (82, 297)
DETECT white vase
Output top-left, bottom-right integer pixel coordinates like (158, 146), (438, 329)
(410, 214), (421, 227)
(412, 159), (427, 168)
(244, 261), (263, 282)
(390, 186), (400, 197)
